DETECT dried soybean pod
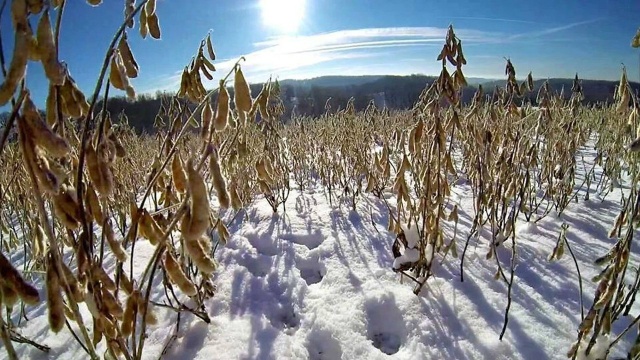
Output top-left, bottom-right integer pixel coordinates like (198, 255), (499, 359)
(210, 152), (230, 208)
(58, 76), (79, 118)
(27, 143), (60, 195)
(58, 260), (84, 303)
(36, 9), (65, 85)
(67, 74), (91, 116)
(52, 185), (82, 230)
(108, 132), (126, 158)
(119, 271), (134, 295)
(0, 251), (39, 305)
(97, 146), (115, 196)
(216, 221), (230, 245)
(147, 12), (161, 39)
(92, 316), (103, 346)
(22, 93), (70, 157)
(0, 26), (28, 106)
(118, 33), (139, 78)
(184, 235), (217, 274)
(172, 152), (188, 194)
(104, 220), (127, 263)
(255, 158), (273, 183)
(99, 315), (117, 339)
(46, 251), (65, 333)
(100, 286), (123, 319)
(198, 234), (213, 253)
(180, 159), (210, 241)
(214, 80), (229, 131)
(135, 295), (158, 325)
(12, 0), (28, 28)
(230, 184), (243, 211)
(164, 251), (197, 296)
(121, 290), (139, 336)
(1, 282), (19, 307)
(201, 100), (213, 140)
(139, 6), (148, 38)
(124, 0), (134, 28)
(86, 142), (104, 193)
(145, 0), (156, 15)
(139, 209), (164, 245)
(33, 223), (46, 259)
(199, 57), (214, 81)
(92, 263), (116, 291)
(86, 184), (104, 225)
(206, 33), (216, 60)
(108, 51), (126, 90)
(234, 65), (252, 124)
(88, 140), (114, 196)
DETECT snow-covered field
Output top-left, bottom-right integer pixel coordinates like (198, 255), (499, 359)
(2, 144), (639, 360)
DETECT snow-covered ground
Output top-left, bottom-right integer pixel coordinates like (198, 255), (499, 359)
(2, 145), (639, 360)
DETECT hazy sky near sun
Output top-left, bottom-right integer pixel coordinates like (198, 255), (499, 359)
(4, 0), (640, 104)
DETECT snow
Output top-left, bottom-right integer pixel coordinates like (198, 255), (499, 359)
(2, 143), (640, 360)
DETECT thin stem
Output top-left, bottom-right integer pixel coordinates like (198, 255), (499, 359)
(564, 232), (585, 321)
(0, 91), (26, 158)
(75, 0), (150, 237)
(0, 0), (8, 79)
(0, 304), (17, 360)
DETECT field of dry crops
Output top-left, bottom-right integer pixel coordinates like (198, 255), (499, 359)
(3, 1), (640, 359)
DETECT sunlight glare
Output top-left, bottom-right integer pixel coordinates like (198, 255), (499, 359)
(260, 0), (305, 33)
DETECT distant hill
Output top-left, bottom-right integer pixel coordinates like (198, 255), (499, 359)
(92, 74), (640, 134)
(2, 74), (636, 137)
(277, 75), (495, 89)
(278, 75), (639, 103)
(279, 76), (384, 88)
(480, 78), (640, 104)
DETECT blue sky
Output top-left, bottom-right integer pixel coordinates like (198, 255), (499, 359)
(5, 0), (640, 105)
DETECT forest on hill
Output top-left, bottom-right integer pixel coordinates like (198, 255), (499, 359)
(1, 75), (637, 135)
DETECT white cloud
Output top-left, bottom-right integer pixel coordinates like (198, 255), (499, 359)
(138, 26), (503, 93)
(141, 22), (602, 95)
(254, 26), (497, 49)
(507, 19), (603, 41)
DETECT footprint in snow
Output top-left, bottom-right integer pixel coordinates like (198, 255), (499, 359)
(279, 229), (324, 250)
(234, 252), (273, 278)
(306, 327), (343, 360)
(268, 302), (300, 333)
(295, 253), (327, 285)
(364, 295), (407, 355)
(244, 233), (279, 256)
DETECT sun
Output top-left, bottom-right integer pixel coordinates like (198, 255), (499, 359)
(260, 0), (305, 33)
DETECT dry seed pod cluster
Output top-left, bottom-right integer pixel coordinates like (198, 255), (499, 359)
(179, 159), (217, 274)
(58, 74), (91, 118)
(177, 34), (218, 103)
(3, 3), (640, 359)
(109, 49), (136, 99)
